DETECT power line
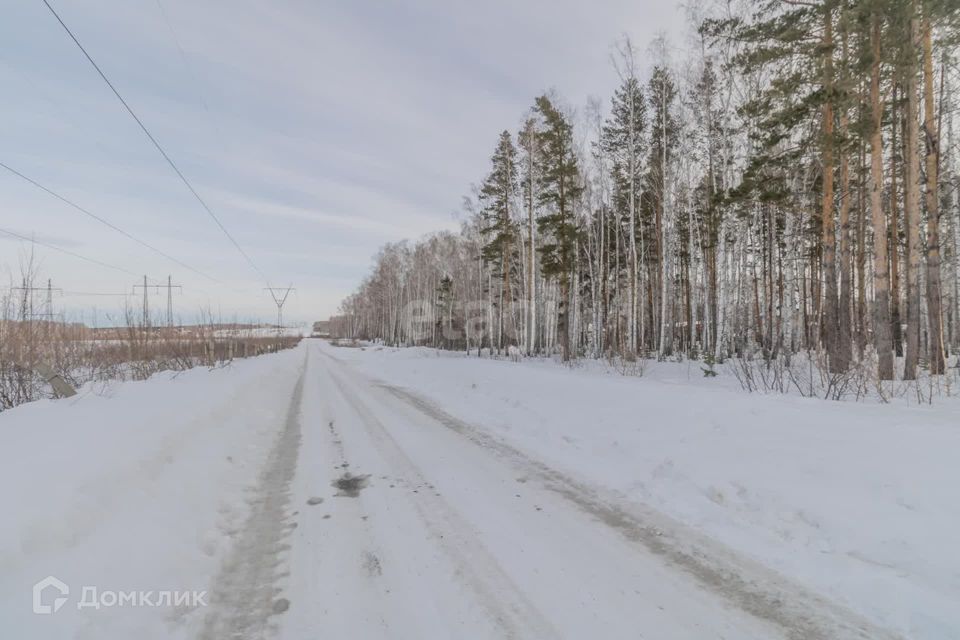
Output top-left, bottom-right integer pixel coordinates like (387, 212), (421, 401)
(0, 160), (221, 283)
(61, 291), (132, 297)
(152, 0), (230, 153)
(0, 233), (226, 321)
(0, 226), (141, 278)
(0, 237), (259, 321)
(41, 0), (270, 285)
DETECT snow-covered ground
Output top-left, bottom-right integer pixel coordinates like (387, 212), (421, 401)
(1, 340), (956, 639)
(334, 344), (960, 639)
(0, 348), (306, 639)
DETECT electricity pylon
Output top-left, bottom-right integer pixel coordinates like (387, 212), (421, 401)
(264, 285), (295, 336)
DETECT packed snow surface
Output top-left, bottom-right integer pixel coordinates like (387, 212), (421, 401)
(1, 340), (956, 639)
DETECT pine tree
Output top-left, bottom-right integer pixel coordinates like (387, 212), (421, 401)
(601, 75), (646, 354)
(921, 0), (947, 373)
(478, 130), (520, 351)
(896, 0), (923, 380)
(534, 95), (583, 361)
(644, 66), (678, 355)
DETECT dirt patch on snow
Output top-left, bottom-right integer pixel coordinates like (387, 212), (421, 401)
(332, 472), (370, 497)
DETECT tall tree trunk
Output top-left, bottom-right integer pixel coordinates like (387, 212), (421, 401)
(526, 135), (537, 356)
(837, 20), (853, 372)
(950, 80), (960, 353)
(821, 3), (843, 372)
(890, 84), (904, 356)
(502, 237), (511, 349)
(953, 171), (960, 352)
(857, 129), (869, 354)
(903, 3), (922, 380)
(559, 275), (570, 361)
(870, 13), (894, 380)
(628, 90), (639, 355)
(921, 10), (945, 373)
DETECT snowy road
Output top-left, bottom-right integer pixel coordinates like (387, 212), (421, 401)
(197, 341), (900, 640)
(6, 339), (940, 639)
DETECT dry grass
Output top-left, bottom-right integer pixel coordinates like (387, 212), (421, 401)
(0, 268), (300, 411)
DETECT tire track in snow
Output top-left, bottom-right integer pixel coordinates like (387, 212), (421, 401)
(323, 359), (561, 640)
(322, 352), (901, 640)
(196, 352), (307, 640)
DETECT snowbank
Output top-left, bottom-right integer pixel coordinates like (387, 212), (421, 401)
(0, 347), (304, 640)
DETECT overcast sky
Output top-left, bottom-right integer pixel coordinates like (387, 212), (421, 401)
(0, 0), (686, 326)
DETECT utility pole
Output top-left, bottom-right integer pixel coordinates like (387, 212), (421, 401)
(138, 275), (149, 328)
(264, 285), (295, 337)
(19, 278), (29, 322)
(161, 276), (182, 328)
(12, 279), (62, 351)
(12, 279), (62, 324)
(45, 279), (54, 321)
(133, 276), (181, 329)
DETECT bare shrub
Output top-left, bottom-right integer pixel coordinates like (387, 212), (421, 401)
(725, 347), (960, 403)
(605, 350), (647, 377)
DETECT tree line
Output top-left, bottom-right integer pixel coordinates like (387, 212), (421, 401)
(336, 0), (960, 382)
